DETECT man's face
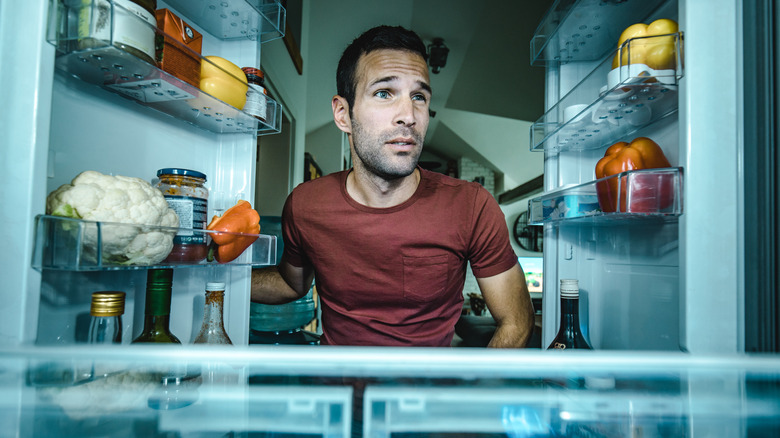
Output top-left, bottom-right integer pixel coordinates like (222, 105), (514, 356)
(349, 49), (431, 180)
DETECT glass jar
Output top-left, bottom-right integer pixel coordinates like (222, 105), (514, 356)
(241, 67), (268, 122)
(156, 168), (209, 263)
(77, 0), (158, 66)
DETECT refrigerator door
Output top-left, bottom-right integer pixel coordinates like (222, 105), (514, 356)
(2, 0), (285, 348)
(531, 0), (744, 352)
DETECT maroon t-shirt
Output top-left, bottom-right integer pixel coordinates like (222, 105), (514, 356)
(282, 167), (518, 346)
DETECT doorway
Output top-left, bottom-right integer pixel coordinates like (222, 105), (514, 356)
(255, 112), (293, 217)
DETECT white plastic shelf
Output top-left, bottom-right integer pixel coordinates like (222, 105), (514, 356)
(528, 168), (683, 224)
(164, 0), (286, 42)
(363, 385), (760, 438)
(46, 0), (282, 135)
(161, 385), (352, 436)
(31, 215), (277, 271)
(531, 32), (683, 152)
(530, 0), (659, 66)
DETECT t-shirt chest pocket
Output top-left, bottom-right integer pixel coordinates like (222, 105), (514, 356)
(402, 254), (449, 302)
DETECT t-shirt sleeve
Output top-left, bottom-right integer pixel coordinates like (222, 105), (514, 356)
(467, 185), (518, 278)
(281, 190), (308, 268)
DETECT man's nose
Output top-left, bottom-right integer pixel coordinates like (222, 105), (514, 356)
(394, 97), (417, 127)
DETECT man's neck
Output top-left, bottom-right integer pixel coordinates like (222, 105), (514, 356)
(346, 167), (421, 208)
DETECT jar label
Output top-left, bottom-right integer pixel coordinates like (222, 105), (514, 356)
(164, 195), (208, 244)
(244, 84), (268, 120)
(79, 0), (157, 60)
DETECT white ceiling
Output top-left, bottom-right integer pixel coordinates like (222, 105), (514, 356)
(297, 0), (553, 190)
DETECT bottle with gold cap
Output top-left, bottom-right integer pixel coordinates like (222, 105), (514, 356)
(87, 291), (126, 344)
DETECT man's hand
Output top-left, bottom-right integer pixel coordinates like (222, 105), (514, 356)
(476, 263), (535, 348)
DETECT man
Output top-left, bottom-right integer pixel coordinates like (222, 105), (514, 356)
(252, 25), (534, 348)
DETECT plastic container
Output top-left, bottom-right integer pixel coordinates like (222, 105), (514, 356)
(156, 168), (209, 262)
(77, 0), (158, 66)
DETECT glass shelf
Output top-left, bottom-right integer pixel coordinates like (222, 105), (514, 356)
(31, 215), (277, 271)
(46, 0), (282, 135)
(528, 167), (683, 224)
(531, 32), (683, 152)
(164, 0), (286, 42)
(531, 0), (660, 66)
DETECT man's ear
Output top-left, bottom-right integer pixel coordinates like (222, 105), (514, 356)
(332, 95), (352, 134)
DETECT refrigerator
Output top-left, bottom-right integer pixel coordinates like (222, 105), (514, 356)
(1, 0), (779, 436)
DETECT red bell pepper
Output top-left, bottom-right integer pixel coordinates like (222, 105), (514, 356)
(595, 137), (672, 213)
(206, 200), (260, 263)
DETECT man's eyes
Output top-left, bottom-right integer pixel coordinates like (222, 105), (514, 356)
(373, 90), (429, 103)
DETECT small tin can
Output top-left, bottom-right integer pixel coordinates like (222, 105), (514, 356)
(156, 168), (209, 262)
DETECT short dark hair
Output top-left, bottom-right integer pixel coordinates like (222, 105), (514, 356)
(336, 25), (428, 112)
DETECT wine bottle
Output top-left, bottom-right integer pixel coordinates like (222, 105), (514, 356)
(193, 282), (233, 345)
(547, 279), (592, 350)
(132, 268), (181, 344)
(87, 291), (125, 344)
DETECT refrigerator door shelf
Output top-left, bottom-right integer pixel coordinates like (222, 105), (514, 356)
(31, 215), (277, 271)
(164, 0), (286, 42)
(531, 0), (660, 66)
(46, 0), (282, 135)
(528, 167), (683, 224)
(531, 33), (684, 152)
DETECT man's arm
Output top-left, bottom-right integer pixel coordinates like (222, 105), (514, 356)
(476, 263), (535, 348)
(251, 254), (315, 304)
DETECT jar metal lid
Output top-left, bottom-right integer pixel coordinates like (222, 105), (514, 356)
(91, 291), (126, 316)
(157, 168), (207, 181)
(241, 67), (264, 79)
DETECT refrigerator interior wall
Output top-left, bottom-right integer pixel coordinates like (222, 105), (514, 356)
(539, 0), (682, 349)
(26, 0), (284, 346)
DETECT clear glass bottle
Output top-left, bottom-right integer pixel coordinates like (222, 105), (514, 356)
(193, 282), (232, 345)
(87, 291), (126, 344)
(132, 269), (181, 344)
(547, 279), (593, 350)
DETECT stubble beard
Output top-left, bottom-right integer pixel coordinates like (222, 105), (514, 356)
(351, 119), (423, 181)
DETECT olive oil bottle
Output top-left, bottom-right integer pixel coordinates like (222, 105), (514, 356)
(132, 268), (181, 344)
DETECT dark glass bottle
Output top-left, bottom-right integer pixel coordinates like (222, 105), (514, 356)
(547, 279), (592, 350)
(132, 269), (181, 344)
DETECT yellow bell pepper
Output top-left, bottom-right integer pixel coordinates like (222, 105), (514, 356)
(612, 18), (678, 70)
(200, 56), (248, 109)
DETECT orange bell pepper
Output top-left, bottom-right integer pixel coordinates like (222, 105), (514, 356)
(206, 200), (260, 263)
(595, 137), (671, 212)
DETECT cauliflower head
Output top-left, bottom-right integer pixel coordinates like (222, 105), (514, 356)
(46, 171), (179, 265)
